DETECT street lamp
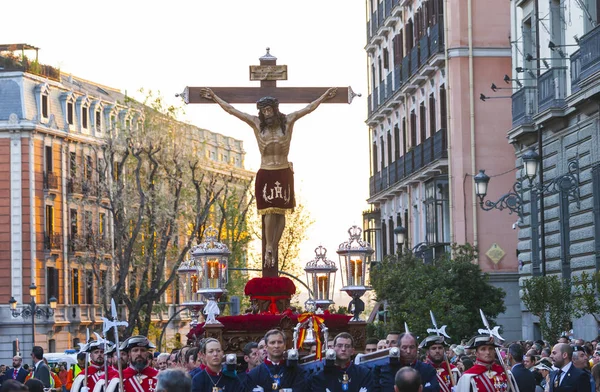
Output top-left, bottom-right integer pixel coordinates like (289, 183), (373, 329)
(304, 246), (337, 310)
(192, 227), (230, 324)
(475, 149), (580, 276)
(9, 283), (57, 351)
(393, 225), (407, 254)
(177, 252), (206, 328)
(336, 225), (374, 321)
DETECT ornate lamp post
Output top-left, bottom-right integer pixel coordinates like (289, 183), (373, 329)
(177, 252), (206, 328)
(336, 226), (374, 321)
(9, 283), (57, 350)
(192, 227), (230, 324)
(393, 225), (407, 254)
(475, 149), (580, 276)
(304, 246), (337, 310)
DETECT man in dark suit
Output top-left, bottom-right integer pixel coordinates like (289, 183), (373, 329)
(549, 343), (591, 392)
(507, 343), (536, 392)
(30, 346), (51, 388)
(2, 355), (28, 383)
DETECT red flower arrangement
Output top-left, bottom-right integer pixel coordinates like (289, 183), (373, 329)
(244, 277), (296, 296)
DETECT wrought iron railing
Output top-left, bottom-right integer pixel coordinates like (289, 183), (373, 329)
(373, 86), (379, 112)
(537, 67), (567, 112)
(511, 87), (537, 127)
(430, 23), (444, 54)
(580, 24), (600, 80)
(369, 129), (448, 196)
(402, 55), (410, 81)
(570, 50), (581, 93)
(394, 64), (402, 91)
(43, 172), (58, 191)
(379, 81), (387, 104)
(44, 232), (62, 250)
(410, 46), (420, 74)
(419, 35), (430, 64)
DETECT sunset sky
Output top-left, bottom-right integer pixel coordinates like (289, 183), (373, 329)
(3, 0), (371, 305)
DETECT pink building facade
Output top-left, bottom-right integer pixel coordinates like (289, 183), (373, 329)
(363, 0), (521, 339)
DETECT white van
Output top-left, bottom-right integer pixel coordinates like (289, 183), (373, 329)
(43, 350), (78, 368)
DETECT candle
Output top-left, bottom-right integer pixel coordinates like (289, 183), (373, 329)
(318, 276), (329, 300)
(208, 260), (219, 288)
(350, 259), (363, 286)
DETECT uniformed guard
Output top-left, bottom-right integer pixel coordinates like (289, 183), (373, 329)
(420, 336), (460, 392)
(309, 332), (372, 392)
(107, 336), (158, 392)
(244, 329), (306, 392)
(454, 335), (517, 392)
(70, 340), (118, 392)
(191, 338), (241, 392)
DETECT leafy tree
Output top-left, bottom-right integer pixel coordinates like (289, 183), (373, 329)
(521, 275), (574, 344)
(89, 91), (236, 336)
(572, 271), (600, 326)
(370, 244), (505, 342)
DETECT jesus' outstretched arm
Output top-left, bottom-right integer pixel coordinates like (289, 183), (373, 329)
(287, 87), (338, 124)
(199, 87), (257, 129)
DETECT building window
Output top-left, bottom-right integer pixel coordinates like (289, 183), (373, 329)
(410, 110), (417, 147)
(45, 145), (53, 173)
(85, 271), (94, 305)
(380, 136), (385, 170)
(48, 339), (56, 353)
(70, 209), (78, 238)
(381, 220), (388, 257)
(424, 178), (450, 244)
(383, 48), (389, 69)
(372, 141), (378, 175)
(429, 94), (437, 133)
(47, 267), (59, 302)
(67, 102), (74, 125)
(419, 102), (427, 142)
(45, 205), (54, 236)
(96, 110), (102, 132)
(439, 85), (447, 130)
(99, 213), (106, 238)
(42, 94), (49, 119)
(70, 152), (77, 177)
(387, 131), (393, 166)
(82, 106), (88, 129)
(394, 125), (400, 160)
(71, 269), (80, 305)
(85, 155), (93, 181)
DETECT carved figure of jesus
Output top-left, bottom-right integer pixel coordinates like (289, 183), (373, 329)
(198, 87), (337, 268)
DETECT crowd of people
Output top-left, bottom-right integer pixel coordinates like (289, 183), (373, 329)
(0, 331), (599, 392)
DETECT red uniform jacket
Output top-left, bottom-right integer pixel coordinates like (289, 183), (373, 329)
(122, 366), (159, 392)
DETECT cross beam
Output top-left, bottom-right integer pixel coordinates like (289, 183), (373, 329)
(182, 86), (355, 104)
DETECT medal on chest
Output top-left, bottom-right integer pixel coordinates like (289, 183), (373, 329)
(148, 378), (156, 392)
(213, 387), (222, 392)
(341, 373), (349, 391)
(272, 374), (280, 390)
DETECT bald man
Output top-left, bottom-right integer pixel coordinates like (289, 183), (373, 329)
(549, 343), (591, 392)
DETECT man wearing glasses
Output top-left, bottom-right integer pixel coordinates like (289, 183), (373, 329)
(309, 332), (372, 392)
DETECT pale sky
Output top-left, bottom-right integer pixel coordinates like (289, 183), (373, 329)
(3, 1), (371, 306)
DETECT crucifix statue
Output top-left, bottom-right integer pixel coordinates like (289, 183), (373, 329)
(180, 48), (359, 277)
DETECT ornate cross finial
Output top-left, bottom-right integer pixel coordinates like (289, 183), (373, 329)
(260, 47), (277, 61)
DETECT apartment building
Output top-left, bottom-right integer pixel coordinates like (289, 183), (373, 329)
(363, 0), (522, 338)
(0, 44), (254, 362)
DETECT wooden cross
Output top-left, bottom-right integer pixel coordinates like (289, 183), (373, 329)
(180, 48), (360, 278)
(180, 48), (360, 105)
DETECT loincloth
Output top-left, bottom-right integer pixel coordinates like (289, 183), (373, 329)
(255, 166), (295, 215)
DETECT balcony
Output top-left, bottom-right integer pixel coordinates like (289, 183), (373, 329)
(369, 129), (448, 197)
(386, 72), (393, 98)
(394, 64), (402, 90)
(373, 86), (379, 112)
(580, 24), (600, 81)
(44, 232), (62, 251)
(419, 35), (430, 64)
(429, 24), (444, 56)
(402, 56), (411, 82)
(537, 67), (567, 112)
(511, 87), (537, 127)
(368, 94), (373, 117)
(410, 46), (420, 74)
(571, 50), (581, 93)
(379, 82), (387, 105)
(67, 177), (82, 195)
(43, 172), (59, 191)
